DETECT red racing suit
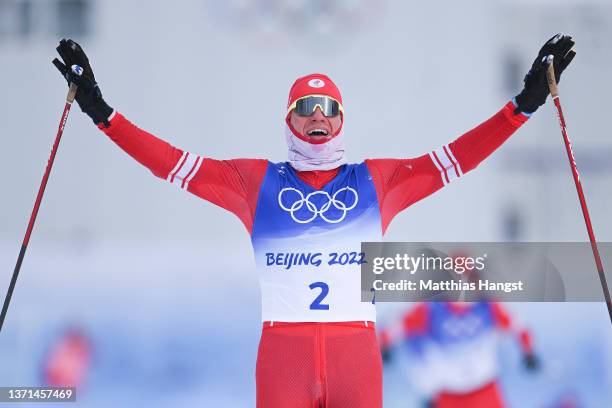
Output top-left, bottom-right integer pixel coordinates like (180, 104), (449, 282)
(98, 101), (528, 407)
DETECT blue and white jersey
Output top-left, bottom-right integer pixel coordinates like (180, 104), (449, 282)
(427, 303), (501, 393)
(251, 162), (381, 322)
(429, 302), (495, 345)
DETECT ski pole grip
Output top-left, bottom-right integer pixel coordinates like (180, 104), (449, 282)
(67, 83), (78, 103)
(546, 55), (559, 98)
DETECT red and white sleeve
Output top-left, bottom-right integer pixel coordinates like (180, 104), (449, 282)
(99, 112), (268, 234)
(366, 101), (529, 234)
(491, 302), (533, 354)
(380, 303), (430, 348)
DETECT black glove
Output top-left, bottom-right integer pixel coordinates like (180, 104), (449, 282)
(52, 38), (113, 127)
(523, 352), (540, 372)
(381, 347), (391, 363)
(514, 34), (576, 114)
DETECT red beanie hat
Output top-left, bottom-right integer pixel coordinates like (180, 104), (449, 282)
(287, 73), (343, 109)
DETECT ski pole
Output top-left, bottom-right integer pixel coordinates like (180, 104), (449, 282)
(0, 66), (81, 333)
(546, 55), (612, 324)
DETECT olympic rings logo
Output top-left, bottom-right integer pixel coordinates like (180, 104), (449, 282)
(277, 187), (359, 224)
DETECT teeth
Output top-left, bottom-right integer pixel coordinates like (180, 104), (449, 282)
(307, 129), (329, 136)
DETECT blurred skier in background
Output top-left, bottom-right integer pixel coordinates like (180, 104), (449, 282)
(380, 302), (539, 408)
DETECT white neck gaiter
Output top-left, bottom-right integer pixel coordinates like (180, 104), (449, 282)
(285, 124), (347, 171)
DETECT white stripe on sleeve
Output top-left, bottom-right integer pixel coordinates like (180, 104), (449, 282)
(429, 151), (448, 186)
(167, 152), (188, 182)
(182, 156), (203, 190)
(430, 144), (462, 185)
(443, 144), (463, 177)
(167, 152), (203, 190)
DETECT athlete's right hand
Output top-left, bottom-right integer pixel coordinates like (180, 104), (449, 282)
(53, 38), (113, 127)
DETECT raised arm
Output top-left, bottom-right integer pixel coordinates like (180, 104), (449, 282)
(379, 303), (429, 361)
(366, 101), (528, 233)
(366, 34), (575, 234)
(53, 39), (268, 233)
(491, 302), (540, 371)
(99, 113), (268, 232)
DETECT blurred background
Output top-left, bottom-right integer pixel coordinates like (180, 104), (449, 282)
(1, 0), (611, 406)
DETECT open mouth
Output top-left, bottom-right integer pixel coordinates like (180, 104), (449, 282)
(306, 129), (329, 137)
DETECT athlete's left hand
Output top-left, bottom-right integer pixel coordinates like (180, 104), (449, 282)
(523, 352), (540, 371)
(381, 347), (391, 363)
(514, 34), (576, 114)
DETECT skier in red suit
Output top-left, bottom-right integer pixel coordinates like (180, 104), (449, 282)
(52, 35), (574, 407)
